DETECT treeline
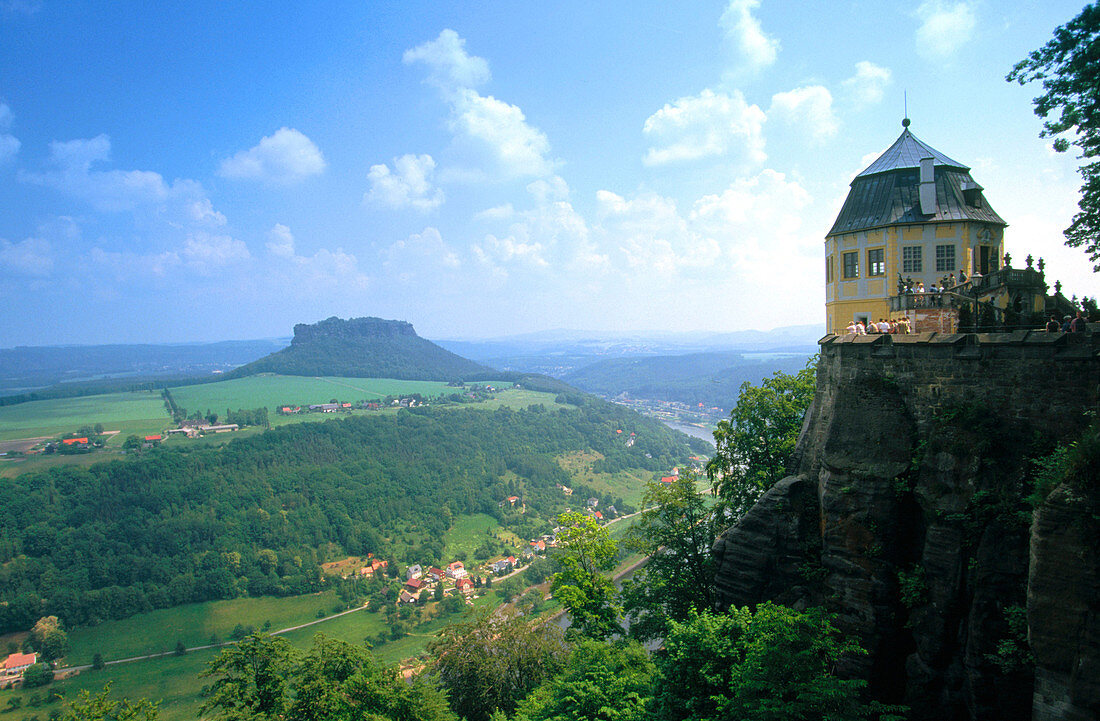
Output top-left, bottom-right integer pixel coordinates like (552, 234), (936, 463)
(0, 398), (699, 634)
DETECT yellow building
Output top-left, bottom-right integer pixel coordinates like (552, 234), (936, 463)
(825, 120), (1006, 334)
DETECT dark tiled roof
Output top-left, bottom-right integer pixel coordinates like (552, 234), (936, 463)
(829, 128), (1006, 236)
(857, 128), (967, 177)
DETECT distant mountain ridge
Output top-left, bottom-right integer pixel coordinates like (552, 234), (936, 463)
(227, 316), (492, 381)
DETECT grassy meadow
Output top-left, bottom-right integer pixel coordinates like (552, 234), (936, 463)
(0, 390), (168, 442)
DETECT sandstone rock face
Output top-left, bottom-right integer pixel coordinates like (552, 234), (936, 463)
(712, 331), (1100, 720)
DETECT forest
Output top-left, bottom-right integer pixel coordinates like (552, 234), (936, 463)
(0, 395), (704, 635)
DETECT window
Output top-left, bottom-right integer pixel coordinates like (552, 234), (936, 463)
(935, 244), (955, 272)
(825, 256), (834, 282)
(867, 248), (885, 276)
(902, 246), (922, 273)
(843, 251), (859, 279)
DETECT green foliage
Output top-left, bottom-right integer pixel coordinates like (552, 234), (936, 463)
(0, 400), (691, 634)
(985, 605), (1034, 675)
(896, 566), (928, 610)
(61, 685), (159, 721)
(1008, 4), (1100, 271)
(30, 616), (69, 663)
(652, 603), (905, 721)
(621, 472), (718, 641)
(22, 663), (55, 689)
(1029, 444), (1074, 509)
(550, 512), (621, 640)
(706, 361), (816, 518)
(513, 639), (654, 721)
(428, 611), (569, 721)
(201, 632), (455, 721)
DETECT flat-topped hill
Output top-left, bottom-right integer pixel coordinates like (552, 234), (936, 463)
(228, 316), (491, 381)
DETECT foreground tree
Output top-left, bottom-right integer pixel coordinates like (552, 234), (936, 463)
(550, 511), (621, 640)
(706, 363), (816, 519)
(428, 611), (569, 721)
(621, 472), (718, 641)
(652, 603), (904, 721)
(62, 685), (159, 721)
(513, 639), (654, 721)
(1008, 4), (1100, 271)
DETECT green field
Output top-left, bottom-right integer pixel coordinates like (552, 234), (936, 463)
(0, 391), (168, 442)
(169, 375), (511, 415)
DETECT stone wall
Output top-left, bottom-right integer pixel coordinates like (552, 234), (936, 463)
(712, 330), (1100, 720)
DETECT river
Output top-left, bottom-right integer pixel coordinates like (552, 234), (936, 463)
(661, 420), (716, 446)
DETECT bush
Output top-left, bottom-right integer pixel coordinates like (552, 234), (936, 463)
(22, 663), (54, 688)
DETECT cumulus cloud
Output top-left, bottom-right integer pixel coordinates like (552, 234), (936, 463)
(449, 90), (556, 178)
(720, 0), (779, 74)
(404, 30), (557, 181)
(642, 89), (766, 166)
(383, 227), (461, 283)
(219, 127), (326, 183)
(403, 29), (490, 94)
(842, 61), (892, 107)
(915, 1), (976, 59)
(769, 85), (839, 142)
(0, 103), (16, 162)
(23, 135), (227, 223)
(366, 154), (444, 211)
(267, 223), (296, 258)
(0, 237), (52, 276)
(181, 233), (251, 274)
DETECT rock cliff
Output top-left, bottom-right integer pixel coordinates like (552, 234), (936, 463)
(712, 331), (1100, 720)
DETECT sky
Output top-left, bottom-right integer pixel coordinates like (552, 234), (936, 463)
(0, 0), (1096, 345)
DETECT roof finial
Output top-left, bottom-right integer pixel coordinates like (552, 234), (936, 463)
(902, 91), (910, 128)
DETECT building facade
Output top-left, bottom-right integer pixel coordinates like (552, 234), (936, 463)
(824, 120), (1007, 334)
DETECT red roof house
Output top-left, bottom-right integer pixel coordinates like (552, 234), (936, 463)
(405, 577), (423, 592)
(144, 434), (162, 442)
(62, 437), (88, 445)
(455, 577), (474, 594)
(3, 652), (36, 675)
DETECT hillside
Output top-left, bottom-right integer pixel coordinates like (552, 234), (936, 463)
(227, 316), (490, 381)
(0, 396), (706, 634)
(563, 351), (811, 409)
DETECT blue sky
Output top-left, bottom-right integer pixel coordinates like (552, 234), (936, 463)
(0, 0), (1094, 345)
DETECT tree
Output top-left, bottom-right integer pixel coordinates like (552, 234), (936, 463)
(651, 603), (904, 721)
(706, 362), (816, 519)
(550, 512), (622, 640)
(22, 663), (54, 688)
(30, 616), (69, 663)
(621, 472), (718, 641)
(513, 639), (654, 721)
(1008, 4), (1100, 271)
(428, 611), (569, 721)
(200, 633), (295, 720)
(61, 685), (158, 721)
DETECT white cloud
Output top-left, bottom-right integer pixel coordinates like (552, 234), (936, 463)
(0, 133), (18, 163)
(0, 103), (12, 129)
(843, 61), (892, 106)
(403, 29), (491, 95)
(366, 153), (444, 211)
(0, 237), (52, 276)
(384, 227), (461, 283)
(219, 127), (326, 184)
(450, 89), (556, 179)
(404, 31), (557, 181)
(642, 89), (766, 166)
(181, 233), (251, 274)
(24, 135), (225, 223)
(720, 0), (779, 74)
(267, 223), (296, 258)
(769, 85), (839, 141)
(915, 1), (976, 60)
(88, 247), (181, 279)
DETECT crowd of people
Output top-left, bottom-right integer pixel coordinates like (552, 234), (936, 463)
(1047, 310), (1091, 333)
(844, 317), (912, 335)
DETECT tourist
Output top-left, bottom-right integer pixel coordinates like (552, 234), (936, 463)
(1061, 315), (1073, 332)
(878, 319), (890, 333)
(1070, 310), (1089, 333)
(845, 320), (857, 335)
(948, 272), (956, 288)
(855, 321), (866, 335)
(1045, 315), (1061, 332)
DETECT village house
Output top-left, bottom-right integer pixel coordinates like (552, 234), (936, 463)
(427, 567), (445, 583)
(406, 564), (423, 581)
(446, 561), (467, 579)
(2, 652), (36, 683)
(455, 577), (474, 595)
(404, 577), (424, 593)
(489, 559), (512, 574)
(398, 590), (417, 604)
